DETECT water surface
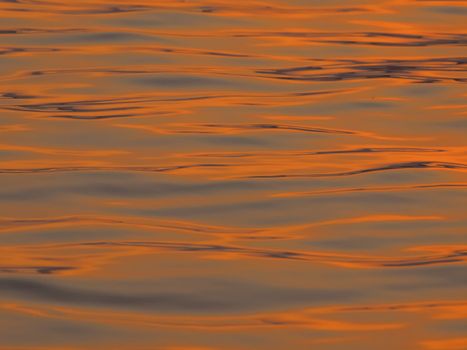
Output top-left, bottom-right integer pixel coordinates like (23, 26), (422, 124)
(0, 1), (466, 349)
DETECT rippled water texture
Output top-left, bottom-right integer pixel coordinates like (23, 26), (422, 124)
(1, 0), (467, 349)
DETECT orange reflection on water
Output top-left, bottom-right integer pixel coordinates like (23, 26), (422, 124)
(0, 0), (466, 349)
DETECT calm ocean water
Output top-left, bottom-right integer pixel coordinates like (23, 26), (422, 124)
(0, 1), (466, 349)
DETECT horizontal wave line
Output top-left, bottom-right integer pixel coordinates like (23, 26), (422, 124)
(0, 266), (75, 274)
(65, 241), (467, 269)
(5, 240), (465, 274)
(184, 147), (447, 158)
(1, 89), (350, 113)
(242, 161), (467, 179)
(115, 122), (406, 140)
(3, 58), (463, 85)
(0, 214), (442, 241)
(2, 299), (465, 332)
(0, 300), (412, 332)
(136, 30), (467, 47)
(0, 2), (376, 16)
(273, 183), (467, 198)
(0, 164), (230, 174)
(0, 215), (262, 236)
